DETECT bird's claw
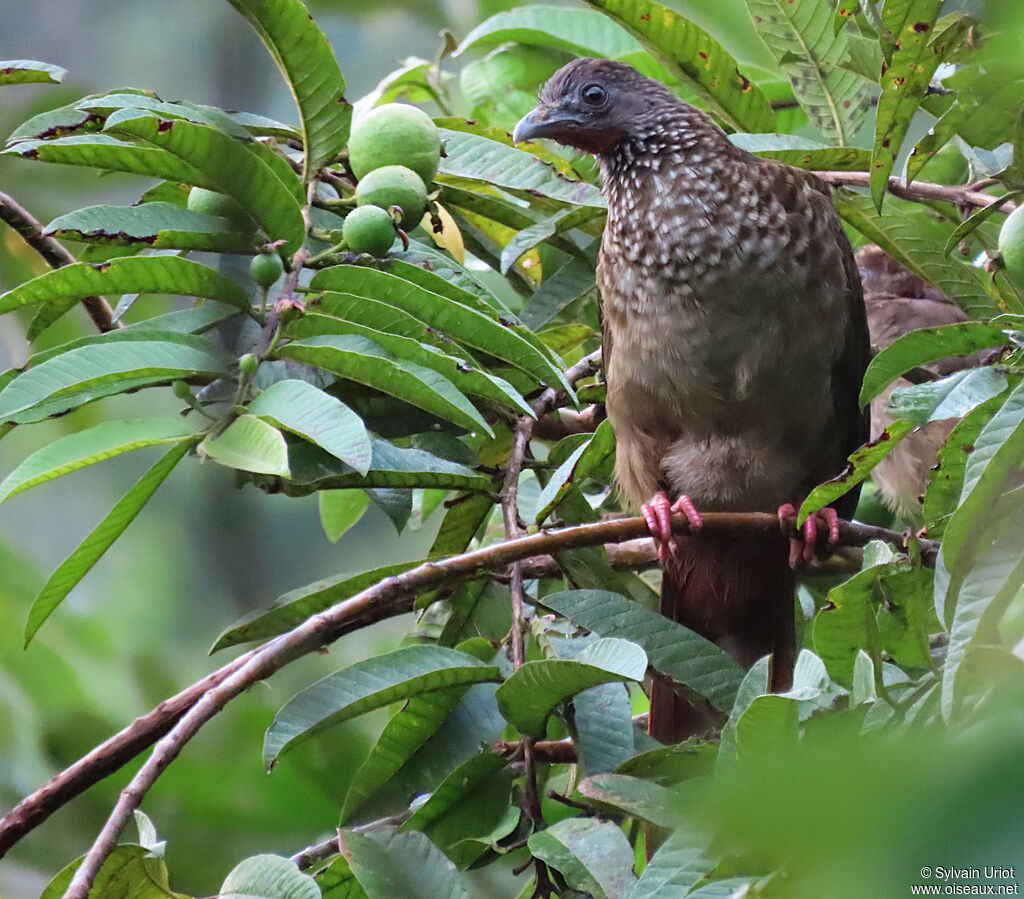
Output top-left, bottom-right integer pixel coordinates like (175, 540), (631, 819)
(778, 503), (840, 568)
(642, 492), (703, 561)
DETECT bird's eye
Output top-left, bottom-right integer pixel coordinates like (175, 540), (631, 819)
(581, 83), (607, 106)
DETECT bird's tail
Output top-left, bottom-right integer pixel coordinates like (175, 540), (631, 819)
(649, 530), (796, 743)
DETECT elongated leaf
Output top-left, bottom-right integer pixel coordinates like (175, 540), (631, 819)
(0, 338), (229, 424)
(45, 202), (257, 253)
(40, 845), (176, 899)
(288, 314), (533, 418)
(888, 368), (1008, 425)
(456, 6), (641, 58)
(499, 206), (601, 274)
(579, 773), (681, 828)
(583, 0), (774, 132)
(623, 827), (713, 899)
(263, 645), (500, 767)
(318, 489), (371, 542)
(439, 128), (605, 208)
(536, 419), (615, 522)
(573, 683), (635, 775)
(221, 854), (319, 899)
(871, 6), (964, 209)
(0, 255), (250, 317)
(247, 379), (371, 475)
(0, 418), (196, 503)
(542, 590), (744, 712)
(342, 826), (471, 899)
(521, 254), (598, 330)
(121, 301), (241, 334)
(278, 335), (492, 435)
(527, 817), (636, 899)
(860, 322), (1006, 404)
(199, 415), (290, 476)
(2, 133), (211, 185)
(0, 59), (66, 85)
(730, 133), (870, 170)
(106, 112), (305, 253)
(833, 190), (1004, 318)
(25, 439), (193, 645)
(496, 637), (646, 735)
(746, 0), (872, 143)
(797, 419), (915, 525)
(310, 266), (571, 393)
(224, 0), (351, 178)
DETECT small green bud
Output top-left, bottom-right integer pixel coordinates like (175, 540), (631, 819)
(239, 353), (259, 377)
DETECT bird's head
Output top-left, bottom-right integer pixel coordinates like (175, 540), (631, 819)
(512, 58), (686, 156)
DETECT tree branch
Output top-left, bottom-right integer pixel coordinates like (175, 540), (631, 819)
(813, 171), (1017, 214)
(0, 191), (117, 333)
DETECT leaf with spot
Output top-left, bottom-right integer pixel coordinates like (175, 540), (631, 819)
(583, 0), (775, 133)
(0, 59), (66, 86)
(278, 335), (492, 436)
(579, 773), (682, 828)
(745, 0), (873, 144)
(798, 420), (915, 525)
(105, 112), (305, 254)
(263, 645), (500, 767)
(871, 7), (968, 210)
(223, 0), (351, 179)
(730, 132), (870, 170)
(25, 440), (193, 645)
(0, 418), (197, 503)
(45, 202), (258, 253)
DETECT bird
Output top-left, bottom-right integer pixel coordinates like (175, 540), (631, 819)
(514, 58), (869, 741)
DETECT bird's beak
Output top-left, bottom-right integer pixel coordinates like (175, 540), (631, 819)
(513, 107), (579, 145)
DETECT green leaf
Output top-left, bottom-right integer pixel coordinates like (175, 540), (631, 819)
(527, 817), (636, 899)
(943, 191), (1023, 256)
(496, 637), (647, 736)
(623, 827), (714, 899)
(40, 845), (175, 899)
(278, 335), (492, 435)
(730, 133), (870, 170)
(718, 657), (770, 763)
(797, 419), (915, 525)
(105, 112), (305, 254)
(25, 439), (192, 645)
(3, 133), (211, 185)
(310, 265), (571, 393)
(535, 419), (615, 523)
(521, 254), (598, 330)
(888, 367), (1008, 426)
(263, 645), (500, 767)
(578, 772), (681, 828)
(0, 59), (66, 85)
(247, 379), (372, 475)
(212, 561), (418, 651)
(224, 0), (351, 178)
(121, 301), (241, 333)
(500, 206), (602, 275)
(871, 6), (965, 209)
(0, 337), (230, 424)
(860, 322), (1006, 404)
(199, 414), (291, 476)
(44, 202), (258, 253)
(342, 825), (471, 899)
(833, 190), (1005, 318)
(439, 128), (606, 208)
(0, 255), (250, 321)
(541, 590), (744, 712)
(456, 6), (641, 58)
(221, 854), (319, 899)
(573, 682), (636, 775)
(583, 0), (775, 132)
(0, 417), (196, 503)
(745, 0), (872, 143)
(318, 489), (371, 542)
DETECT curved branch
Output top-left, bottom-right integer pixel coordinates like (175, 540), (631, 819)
(813, 171), (1017, 213)
(0, 191), (118, 333)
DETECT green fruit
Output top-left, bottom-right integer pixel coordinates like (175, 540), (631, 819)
(342, 205), (397, 256)
(999, 204), (1024, 288)
(355, 165), (427, 229)
(238, 353), (259, 377)
(186, 187), (251, 228)
(348, 103), (441, 183)
(250, 252), (284, 288)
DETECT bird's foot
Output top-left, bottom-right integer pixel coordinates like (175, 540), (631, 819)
(642, 492), (703, 561)
(777, 503), (839, 568)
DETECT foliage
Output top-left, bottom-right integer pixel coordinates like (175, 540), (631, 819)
(0, 0), (1022, 895)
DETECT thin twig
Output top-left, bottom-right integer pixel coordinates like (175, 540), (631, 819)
(0, 191), (117, 333)
(814, 171), (1017, 214)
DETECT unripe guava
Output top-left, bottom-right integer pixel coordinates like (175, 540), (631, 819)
(250, 252), (284, 288)
(355, 165), (427, 229)
(343, 205), (397, 256)
(186, 187), (251, 228)
(348, 103), (441, 183)
(999, 204), (1024, 288)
